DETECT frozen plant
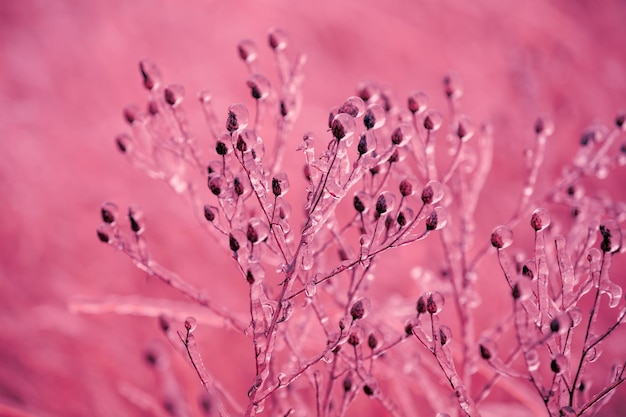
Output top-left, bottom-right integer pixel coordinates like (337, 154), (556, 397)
(88, 29), (626, 417)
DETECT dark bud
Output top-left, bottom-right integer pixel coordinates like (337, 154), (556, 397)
(397, 211), (407, 227)
(139, 59), (162, 91)
(208, 176), (224, 196)
(399, 179), (413, 197)
(128, 206), (145, 234)
(549, 317), (561, 333)
(227, 111), (239, 133)
(551, 358), (561, 373)
(247, 223), (259, 244)
(363, 109), (376, 130)
(144, 349), (157, 367)
(405, 322), (414, 336)
(416, 296), (427, 315)
(268, 28), (288, 51)
(159, 316), (170, 332)
(512, 282), (522, 300)
(347, 333), (360, 346)
(388, 149), (400, 163)
(363, 385), (374, 396)
(236, 136), (248, 153)
(425, 211), (438, 231)
(246, 269), (255, 284)
(421, 185), (434, 204)
(343, 375), (352, 392)
(479, 344), (492, 360)
(216, 141), (228, 156)
(123, 105), (141, 125)
(203, 205), (216, 222)
(229, 233), (241, 252)
(350, 300), (366, 320)
(272, 177), (281, 197)
(616, 113), (625, 129)
(375, 194), (388, 215)
(164, 84), (184, 107)
(367, 334), (378, 350)
(115, 134), (131, 153)
(101, 202), (119, 224)
(522, 264), (534, 279)
(97, 228), (110, 243)
(357, 134), (369, 155)
(234, 177), (245, 196)
(353, 195), (366, 213)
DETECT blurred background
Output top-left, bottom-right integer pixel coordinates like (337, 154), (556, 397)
(1, 0), (625, 416)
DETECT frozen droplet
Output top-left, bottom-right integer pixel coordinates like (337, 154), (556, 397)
(423, 109), (443, 131)
(391, 123), (415, 146)
(339, 96), (365, 118)
(408, 91), (428, 114)
(96, 223), (115, 244)
(425, 206), (448, 231)
(599, 219), (622, 253)
(139, 59), (162, 91)
(350, 298), (371, 321)
(512, 278), (533, 301)
(268, 27), (288, 51)
(115, 133), (133, 154)
(456, 115), (474, 142)
(421, 181), (444, 205)
(128, 205), (146, 235)
(247, 73), (271, 100)
(164, 84), (185, 107)
(530, 208), (551, 231)
(321, 350), (334, 363)
(439, 325), (452, 346)
(426, 291), (445, 315)
(586, 345), (602, 363)
(237, 39), (258, 63)
(491, 225), (513, 249)
(184, 316), (197, 333)
(534, 114), (555, 136)
(357, 131), (377, 157)
(558, 407), (576, 417)
(375, 191), (396, 215)
(277, 373), (288, 386)
(478, 337), (497, 360)
(550, 353), (568, 374)
(304, 280), (317, 297)
(567, 307), (583, 327)
(331, 113), (356, 141)
(226, 103), (249, 133)
(525, 349), (540, 372)
(363, 104), (386, 130)
(246, 263), (265, 284)
(101, 202), (119, 224)
(271, 172), (290, 197)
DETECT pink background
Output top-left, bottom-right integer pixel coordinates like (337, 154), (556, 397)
(1, 0), (625, 416)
